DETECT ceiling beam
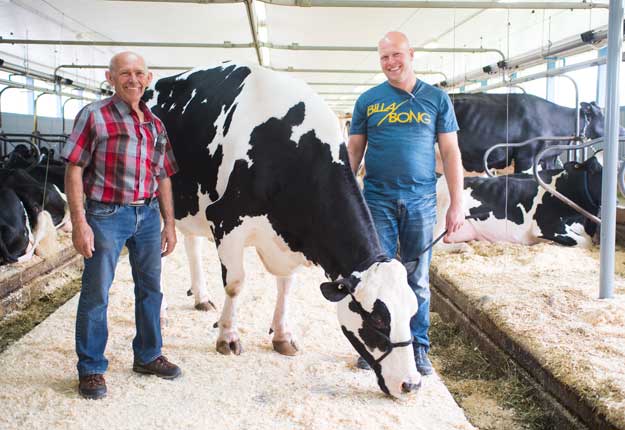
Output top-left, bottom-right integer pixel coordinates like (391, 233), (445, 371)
(106, 0), (608, 9)
(0, 38), (503, 61)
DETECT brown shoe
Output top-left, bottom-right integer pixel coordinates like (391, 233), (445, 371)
(78, 374), (107, 400)
(133, 355), (181, 379)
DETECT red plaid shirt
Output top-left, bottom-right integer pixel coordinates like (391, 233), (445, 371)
(62, 94), (178, 204)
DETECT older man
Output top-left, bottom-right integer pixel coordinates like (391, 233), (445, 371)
(63, 51), (181, 400)
(348, 32), (464, 375)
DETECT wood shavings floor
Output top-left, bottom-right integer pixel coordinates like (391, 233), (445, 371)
(0, 239), (474, 430)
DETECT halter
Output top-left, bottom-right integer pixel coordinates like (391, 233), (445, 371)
(347, 291), (413, 365)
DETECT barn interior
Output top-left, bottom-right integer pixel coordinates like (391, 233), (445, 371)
(1, 0), (625, 429)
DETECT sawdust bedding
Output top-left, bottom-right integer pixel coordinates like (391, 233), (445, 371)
(432, 241), (625, 428)
(0, 240), (475, 430)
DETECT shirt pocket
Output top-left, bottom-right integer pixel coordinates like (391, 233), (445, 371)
(150, 132), (167, 175)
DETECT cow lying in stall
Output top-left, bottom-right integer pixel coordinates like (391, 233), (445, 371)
(146, 62), (422, 397)
(0, 167), (70, 265)
(434, 156), (602, 250)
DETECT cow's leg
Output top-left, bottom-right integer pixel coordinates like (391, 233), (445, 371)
(215, 236), (245, 356)
(184, 234), (216, 311)
(270, 275), (299, 356)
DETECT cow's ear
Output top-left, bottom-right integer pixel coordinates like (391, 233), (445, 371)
(580, 102), (590, 113)
(320, 279), (354, 302)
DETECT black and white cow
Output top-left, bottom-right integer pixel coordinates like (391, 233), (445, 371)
(450, 93), (621, 174)
(0, 169), (69, 265)
(0, 187), (31, 264)
(3, 145), (67, 191)
(146, 62), (421, 397)
(435, 156), (602, 249)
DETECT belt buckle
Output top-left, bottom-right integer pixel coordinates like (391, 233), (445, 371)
(130, 198), (146, 206)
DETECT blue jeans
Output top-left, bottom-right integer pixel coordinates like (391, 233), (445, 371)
(76, 199), (163, 377)
(367, 195), (436, 350)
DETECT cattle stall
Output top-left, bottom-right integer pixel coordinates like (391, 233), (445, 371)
(430, 242), (625, 429)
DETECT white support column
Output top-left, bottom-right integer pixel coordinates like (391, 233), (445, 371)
(599, 0), (624, 299)
(596, 46), (608, 107)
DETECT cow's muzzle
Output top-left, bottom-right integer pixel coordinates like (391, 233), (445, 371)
(402, 380), (421, 393)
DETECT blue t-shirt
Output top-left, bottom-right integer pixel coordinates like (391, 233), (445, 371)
(350, 80), (459, 200)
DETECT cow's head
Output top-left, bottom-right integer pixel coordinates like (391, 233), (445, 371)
(321, 259), (420, 397)
(579, 101), (624, 139)
(580, 102), (604, 139)
(562, 155), (602, 214)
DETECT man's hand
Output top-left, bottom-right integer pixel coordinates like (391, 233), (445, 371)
(161, 221), (177, 257)
(444, 202), (464, 242)
(72, 220), (95, 258)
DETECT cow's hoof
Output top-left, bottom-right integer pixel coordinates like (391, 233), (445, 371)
(216, 340), (243, 355)
(195, 300), (216, 311)
(272, 339), (299, 356)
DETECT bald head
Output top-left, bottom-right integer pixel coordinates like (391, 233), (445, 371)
(109, 51), (147, 74)
(378, 31), (411, 51)
(377, 31), (416, 91)
(106, 51), (152, 108)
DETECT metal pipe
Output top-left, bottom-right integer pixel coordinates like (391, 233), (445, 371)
(265, 43), (505, 62)
(57, 64), (195, 72)
(0, 38), (503, 61)
(33, 92), (56, 133)
(471, 56), (614, 93)
(0, 85), (22, 129)
(483, 135), (578, 177)
(108, 0), (608, 8)
(270, 67), (447, 81)
(61, 97), (82, 135)
(0, 79), (98, 101)
(53, 65), (448, 80)
(599, 0), (623, 299)
(0, 38), (254, 48)
(2, 59), (106, 96)
(244, 0), (264, 65)
(444, 24), (614, 89)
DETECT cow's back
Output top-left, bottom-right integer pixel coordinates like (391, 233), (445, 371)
(451, 93), (576, 172)
(149, 63), (343, 221)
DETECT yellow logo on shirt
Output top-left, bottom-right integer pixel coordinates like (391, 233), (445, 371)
(366, 100), (431, 126)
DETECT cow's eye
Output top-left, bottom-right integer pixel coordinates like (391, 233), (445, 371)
(369, 314), (385, 329)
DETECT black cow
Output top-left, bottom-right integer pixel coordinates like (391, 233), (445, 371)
(0, 187), (30, 264)
(435, 156), (602, 249)
(0, 169), (68, 265)
(3, 145), (66, 191)
(0, 169), (67, 227)
(451, 93), (620, 174)
(145, 62), (422, 397)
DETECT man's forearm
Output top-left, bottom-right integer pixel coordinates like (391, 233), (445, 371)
(157, 177), (175, 225)
(65, 164), (87, 224)
(347, 135), (366, 175)
(441, 150), (463, 207)
(438, 133), (464, 207)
